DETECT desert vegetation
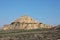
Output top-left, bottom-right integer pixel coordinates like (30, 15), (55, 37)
(0, 28), (60, 40)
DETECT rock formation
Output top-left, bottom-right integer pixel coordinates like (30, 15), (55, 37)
(2, 16), (52, 30)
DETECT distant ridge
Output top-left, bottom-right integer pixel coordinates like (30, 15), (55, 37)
(2, 15), (52, 30)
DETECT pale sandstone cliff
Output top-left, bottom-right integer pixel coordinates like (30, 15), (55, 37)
(2, 16), (52, 30)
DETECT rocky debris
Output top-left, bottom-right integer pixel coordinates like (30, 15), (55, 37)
(0, 29), (60, 40)
(2, 16), (52, 30)
(52, 25), (60, 30)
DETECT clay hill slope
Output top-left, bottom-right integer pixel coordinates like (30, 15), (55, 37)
(2, 16), (52, 30)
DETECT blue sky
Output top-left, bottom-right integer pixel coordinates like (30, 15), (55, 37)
(0, 0), (60, 27)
